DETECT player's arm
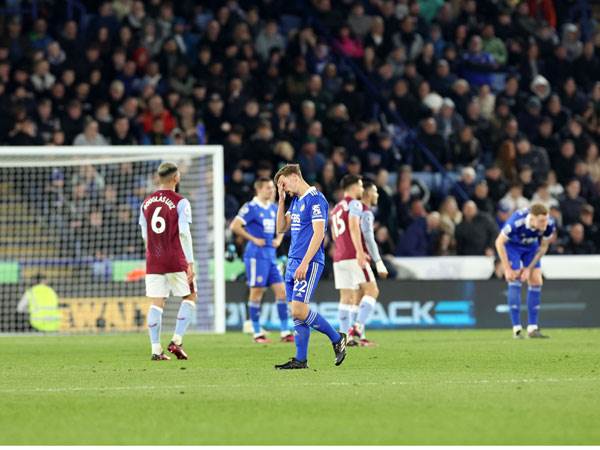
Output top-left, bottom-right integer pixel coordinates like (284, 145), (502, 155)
(521, 229), (555, 280)
(229, 216), (265, 247)
(295, 219), (325, 280)
(348, 200), (368, 268)
(138, 206), (148, 250)
(178, 199), (195, 282)
(272, 232), (284, 248)
(361, 210), (387, 278)
(276, 182), (291, 233)
(495, 227), (518, 282)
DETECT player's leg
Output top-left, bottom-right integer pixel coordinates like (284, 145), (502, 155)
(294, 263), (346, 365)
(523, 250), (548, 338)
(249, 286), (270, 343)
(167, 272), (197, 359)
(272, 281), (293, 341)
(335, 259), (362, 343)
(268, 260), (292, 341)
(275, 261), (310, 369)
(505, 245), (524, 338)
(247, 258), (272, 342)
(145, 274), (170, 360)
(275, 260), (346, 368)
(356, 273), (379, 346)
(338, 289), (354, 335)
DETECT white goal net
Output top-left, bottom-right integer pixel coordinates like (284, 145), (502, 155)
(0, 146), (224, 334)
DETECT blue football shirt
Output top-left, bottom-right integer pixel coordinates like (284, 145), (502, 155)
(501, 208), (555, 247)
(286, 186), (329, 265)
(235, 197), (278, 260)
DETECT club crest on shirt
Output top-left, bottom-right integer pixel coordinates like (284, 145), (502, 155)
(300, 204), (305, 212)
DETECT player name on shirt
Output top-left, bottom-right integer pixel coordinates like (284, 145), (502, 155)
(143, 194), (177, 211)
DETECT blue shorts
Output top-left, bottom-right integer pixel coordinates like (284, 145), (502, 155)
(284, 258), (323, 303)
(506, 243), (541, 270)
(244, 257), (283, 287)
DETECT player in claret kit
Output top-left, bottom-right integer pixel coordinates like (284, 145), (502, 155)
(273, 164), (346, 369)
(139, 162), (197, 361)
(349, 179), (388, 347)
(229, 177), (293, 344)
(330, 175), (370, 344)
(495, 204), (556, 339)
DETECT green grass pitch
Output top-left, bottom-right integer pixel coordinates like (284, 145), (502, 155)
(1, 329), (599, 444)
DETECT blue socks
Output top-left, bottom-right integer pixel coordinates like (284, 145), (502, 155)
(305, 310), (341, 343)
(293, 319), (311, 361)
(248, 302), (261, 335)
(338, 303), (351, 332)
(147, 304), (163, 354)
(293, 310), (341, 361)
(172, 300), (195, 345)
(277, 300), (289, 333)
(527, 285), (542, 326)
(507, 281), (522, 327)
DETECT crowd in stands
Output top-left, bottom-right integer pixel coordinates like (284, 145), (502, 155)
(1, 0), (599, 269)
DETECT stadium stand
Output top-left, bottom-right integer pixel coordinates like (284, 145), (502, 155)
(0, 0), (599, 277)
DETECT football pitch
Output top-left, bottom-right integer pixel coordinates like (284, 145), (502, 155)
(1, 329), (599, 445)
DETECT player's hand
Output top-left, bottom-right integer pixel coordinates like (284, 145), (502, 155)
(272, 237), (282, 248)
(252, 237), (266, 247)
(519, 268), (530, 282)
(294, 261), (309, 281)
(186, 263), (195, 284)
(504, 267), (519, 282)
(277, 181), (286, 203)
(357, 251), (368, 268)
(376, 260), (388, 279)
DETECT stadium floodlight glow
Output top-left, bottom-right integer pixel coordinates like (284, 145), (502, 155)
(0, 145), (225, 334)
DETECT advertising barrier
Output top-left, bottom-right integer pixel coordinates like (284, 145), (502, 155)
(226, 280), (600, 330)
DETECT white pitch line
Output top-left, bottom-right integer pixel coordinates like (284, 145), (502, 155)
(1, 378), (597, 394)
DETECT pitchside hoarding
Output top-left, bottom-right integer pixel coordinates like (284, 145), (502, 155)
(226, 280), (600, 330)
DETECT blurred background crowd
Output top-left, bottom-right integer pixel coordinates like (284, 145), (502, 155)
(1, 0), (599, 274)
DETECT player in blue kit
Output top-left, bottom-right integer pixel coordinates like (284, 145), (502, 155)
(230, 178), (293, 343)
(495, 204), (556, 339)
(273, 164), (347, 369)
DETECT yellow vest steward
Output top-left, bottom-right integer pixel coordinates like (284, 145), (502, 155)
(28, 284), (61, 331)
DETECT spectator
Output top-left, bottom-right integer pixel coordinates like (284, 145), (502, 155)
(501, 183), (529, 212)
(396, 212), (441, 256)
(531, 183), (560, 210)
(561, 223), (596, 254)
(455, 201), (498, 255)
(580, 204), (600, 250)
(439, 195), (462, 236)
(552, 140), (578, 185)
(559, 178), (586, 225)
(73, 119), (108, 146)
(255, 20), (285, 62)
(450, 166), (477, 206)
(473, 180), (494, 215)
(449, 125), (481, 167)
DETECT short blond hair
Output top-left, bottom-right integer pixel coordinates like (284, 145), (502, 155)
(274, 164), (302, 185)
(530, 203), (549, 216)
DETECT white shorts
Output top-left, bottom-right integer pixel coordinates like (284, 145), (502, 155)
(145, 272), (197, 298)
(333, 259), (375, 290)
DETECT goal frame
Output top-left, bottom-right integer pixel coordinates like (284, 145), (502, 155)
(0, 145), (226, 334)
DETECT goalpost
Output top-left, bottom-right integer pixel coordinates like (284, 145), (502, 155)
(0, 146), (225, 334)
